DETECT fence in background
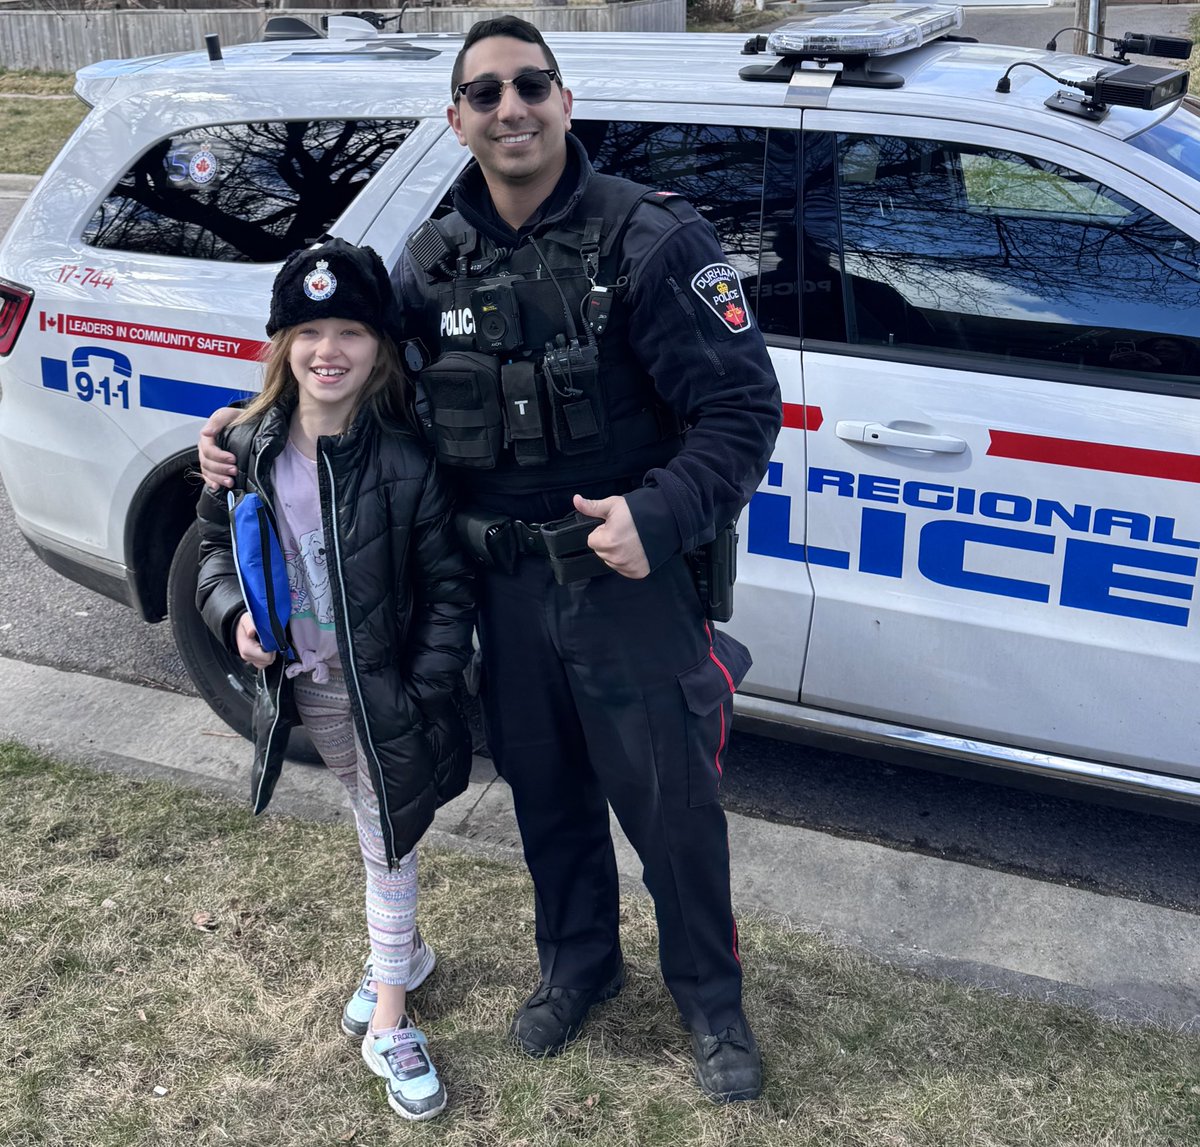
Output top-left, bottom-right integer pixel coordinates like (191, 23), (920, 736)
(0, 0), (685, 71)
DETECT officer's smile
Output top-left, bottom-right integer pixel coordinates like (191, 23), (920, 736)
(447, 35), (573, 223)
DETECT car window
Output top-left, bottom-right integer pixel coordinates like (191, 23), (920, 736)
(82, 119), (418, 263)
(1129, 98), (1200, 183)
(572, 122), (800, 338)
(827, 132), (1200, 385)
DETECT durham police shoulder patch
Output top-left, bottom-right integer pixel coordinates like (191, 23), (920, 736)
(690, 263), (752, 334)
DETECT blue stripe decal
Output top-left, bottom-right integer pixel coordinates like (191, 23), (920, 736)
(140, 375), (252, 417)
(41, 357), (69, 392)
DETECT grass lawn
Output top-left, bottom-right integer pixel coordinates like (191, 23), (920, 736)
(0, 69), (84, 177)
(2, 739), (1200, 1147)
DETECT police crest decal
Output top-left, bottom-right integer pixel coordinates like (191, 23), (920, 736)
(691, 263), (752, 334)
(304, 260), (337, 301)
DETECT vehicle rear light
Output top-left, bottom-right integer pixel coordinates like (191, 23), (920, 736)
(0, 276), (34, 356)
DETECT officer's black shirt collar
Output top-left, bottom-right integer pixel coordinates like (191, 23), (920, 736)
(452, 133), (592, 249)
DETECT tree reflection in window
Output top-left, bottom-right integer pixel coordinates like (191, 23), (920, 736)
(82, 119), (417, 263)
(573, 121), (800, 336)
(835, 133), (1200, 382)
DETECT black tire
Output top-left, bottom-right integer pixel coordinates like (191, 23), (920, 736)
(167, 519), (320, 763)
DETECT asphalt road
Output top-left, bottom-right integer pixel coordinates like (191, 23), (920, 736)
(958, 2), (1198, 55)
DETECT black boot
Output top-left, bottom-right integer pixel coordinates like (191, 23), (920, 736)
(509, 964), (626, 1057)
(690, 1012), (762, 1102)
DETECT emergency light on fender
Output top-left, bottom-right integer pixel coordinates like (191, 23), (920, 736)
(740, 4), (964, 89)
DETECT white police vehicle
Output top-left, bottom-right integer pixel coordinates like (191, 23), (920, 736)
(1, 6), (1198, 802)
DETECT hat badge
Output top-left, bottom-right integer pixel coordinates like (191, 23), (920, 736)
(303, 259), (337, 302)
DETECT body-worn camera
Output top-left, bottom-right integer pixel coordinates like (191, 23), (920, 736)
(470, 276), (524, 355)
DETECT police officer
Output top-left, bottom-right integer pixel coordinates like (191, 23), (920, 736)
(200, 15), (781, 1104)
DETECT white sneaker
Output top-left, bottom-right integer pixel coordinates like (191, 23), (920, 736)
(361, 1020), (446, 1121)
(339, 931), (436, 1038)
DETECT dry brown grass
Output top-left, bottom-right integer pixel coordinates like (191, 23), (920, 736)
(3, 739), (1200, 1147)
(0, 70), (81, 176)
(0, 68), (75, 97)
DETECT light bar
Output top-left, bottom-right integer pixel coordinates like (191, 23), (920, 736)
(767, 4), (964, 59)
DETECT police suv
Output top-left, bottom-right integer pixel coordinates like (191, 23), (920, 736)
(1, 5), (1198, 802)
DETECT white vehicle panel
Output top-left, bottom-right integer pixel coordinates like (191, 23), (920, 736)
(795, 114), (1200, 772)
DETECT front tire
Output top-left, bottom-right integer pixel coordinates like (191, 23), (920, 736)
(167, 520), (318, 762)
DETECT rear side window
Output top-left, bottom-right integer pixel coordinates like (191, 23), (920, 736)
(82, 119), (417, 263)
(823, 131), (1200, 385)
(573, 121), (800, 338)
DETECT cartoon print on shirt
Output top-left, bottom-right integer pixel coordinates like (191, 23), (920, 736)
(285, 528), (335, 626)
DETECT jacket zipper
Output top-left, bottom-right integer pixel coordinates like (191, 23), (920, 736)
(666, 275), (726, 377)
(320, 448), (401, 867)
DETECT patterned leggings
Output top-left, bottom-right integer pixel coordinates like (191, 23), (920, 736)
(292, 668), (418, 987)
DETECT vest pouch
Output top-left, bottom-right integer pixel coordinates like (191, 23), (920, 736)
(501, 360), (549, 466)
(420, 350), (504, 469)
(541, 339), (609, 456)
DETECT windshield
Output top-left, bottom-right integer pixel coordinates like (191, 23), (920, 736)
(1129, 98), (1200, 182)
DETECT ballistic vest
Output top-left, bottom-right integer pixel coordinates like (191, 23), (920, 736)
(408, 173), (684, 504)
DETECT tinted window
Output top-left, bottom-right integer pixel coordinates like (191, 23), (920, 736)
(573, 122), (800, 337)
(83, 119), (417, 263)
(1130, 99), (1200, 182)
(831, 132), (1200, 383)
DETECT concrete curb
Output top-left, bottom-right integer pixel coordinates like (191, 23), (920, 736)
(0, 174), (40, 197)
(3, 654), (1199, 1030)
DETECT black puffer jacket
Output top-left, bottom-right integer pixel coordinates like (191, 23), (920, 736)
(195, 397), (475, 866)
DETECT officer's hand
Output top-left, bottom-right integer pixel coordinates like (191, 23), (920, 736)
(573, 494), (650, 580)
(235, 611), (276, 669)
(199, 406), (241, 490)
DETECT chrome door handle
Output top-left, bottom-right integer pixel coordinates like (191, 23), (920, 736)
(835, 421), (967, 454)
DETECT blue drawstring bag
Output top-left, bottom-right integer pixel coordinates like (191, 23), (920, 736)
(228, 489), (293, 657)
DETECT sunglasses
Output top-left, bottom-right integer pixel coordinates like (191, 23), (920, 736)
(454, 68), (560, 113)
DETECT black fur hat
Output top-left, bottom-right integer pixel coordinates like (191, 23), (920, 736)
(266, 237), (402, 345)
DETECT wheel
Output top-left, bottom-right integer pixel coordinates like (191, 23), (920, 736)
(167, 519), (320, 763)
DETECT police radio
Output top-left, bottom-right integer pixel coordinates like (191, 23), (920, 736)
(470, 276), (524, 355)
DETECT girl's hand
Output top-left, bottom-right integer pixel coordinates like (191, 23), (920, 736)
(236, 611), (276, 668)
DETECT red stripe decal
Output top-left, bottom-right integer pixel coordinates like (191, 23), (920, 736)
(988, 430), (1200, 484)
(782, 403), (823, 431)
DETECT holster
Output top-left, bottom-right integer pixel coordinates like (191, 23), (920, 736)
(532, 511), (607, 585)
(455, 509), (517, 574)
(456, 509), (607, 584)
(688, 521), (738, 622)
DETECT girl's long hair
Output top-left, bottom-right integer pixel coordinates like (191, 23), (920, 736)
(235, 323), (410, 430)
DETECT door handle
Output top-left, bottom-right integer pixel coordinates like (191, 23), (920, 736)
(835, 421), (967, 454)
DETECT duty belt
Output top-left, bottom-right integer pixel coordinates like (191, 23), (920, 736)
(456, 509), (608, 584)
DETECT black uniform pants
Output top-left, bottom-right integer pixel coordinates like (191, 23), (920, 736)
(477, 552), (750, 1034)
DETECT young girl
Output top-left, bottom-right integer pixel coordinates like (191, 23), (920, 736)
(195, 238), (474, 1122)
